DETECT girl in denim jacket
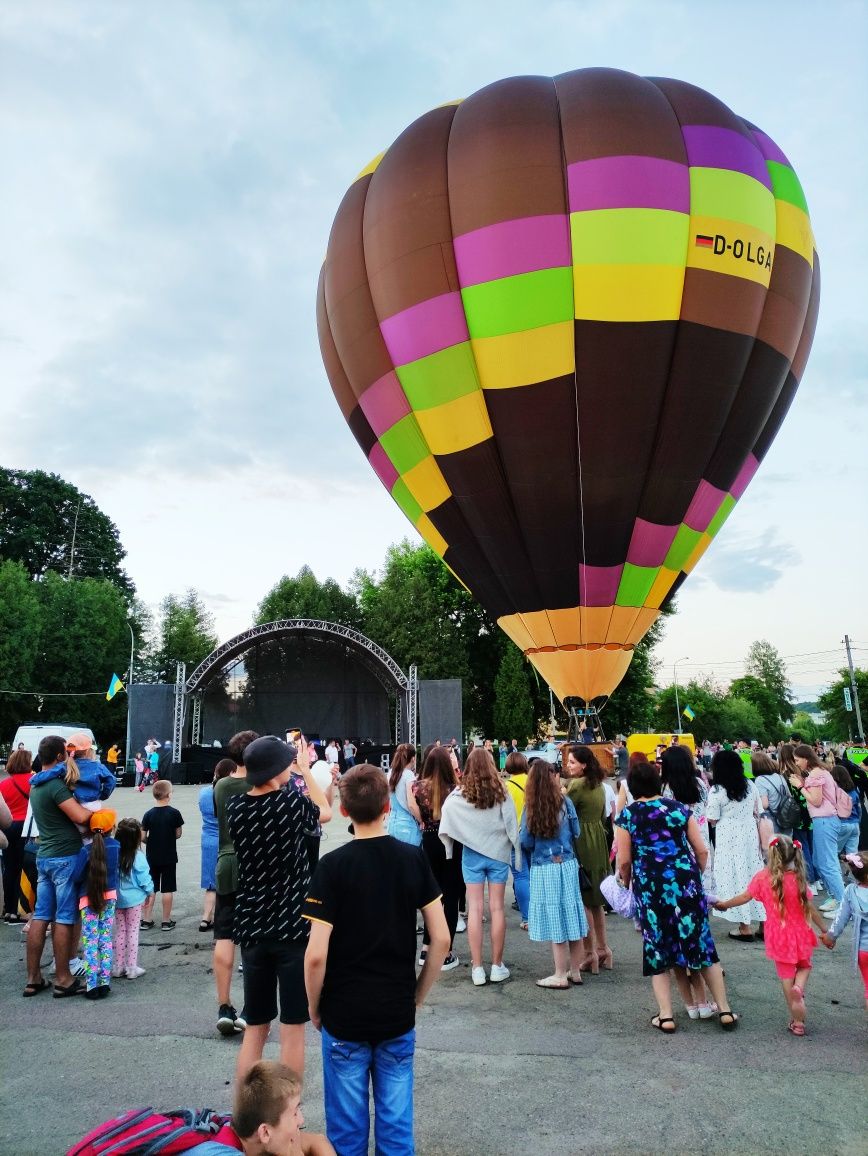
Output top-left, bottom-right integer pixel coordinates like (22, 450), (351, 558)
(520, 761), (589, 989)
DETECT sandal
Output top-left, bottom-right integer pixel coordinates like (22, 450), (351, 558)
(787, 1019), (806, 1036)
(578, 954), (600, 975)
(567, 970), (584, 986)
(23, 979), (49, 997)
(519, 921), (529, 931)
(597, 948), (614, 970)
(53, 978), (84, 998)
(536, 974), (570, 989)
(727, 931), (754, 941)
(161, 920), (176, 931)
(718, 1010), (739, 1031)
(198, 919), (213, 932)
(651, 1015), (676, 1033)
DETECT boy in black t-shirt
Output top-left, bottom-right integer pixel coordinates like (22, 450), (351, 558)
(303, 764), (450, 1156)
(141, 780), (184, 930)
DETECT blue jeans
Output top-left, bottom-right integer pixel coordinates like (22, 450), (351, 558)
(838, 821), (860, 856)
(811, 816), (845, 901)
(511, 848), (529, 921)
(387, 804), (422, 847)
(321, 1026), (415, 1156)
(33, 854), (80, 924)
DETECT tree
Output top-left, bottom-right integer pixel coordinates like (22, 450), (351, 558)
(34, 572), (132, 743)
(728, 675), (783, 738)
(0, 560), (42, 738)
(817, 668), (868, 741)
(745, 639), (792, 722)
(721, 696), (766, 744)
(153, 590), (219, 677)
(0, 468), (133, 595)
(256, 567), (361, 628)
(493, 644), (534, 744)
(789, 710), (820, 743)
(603, 613), (671, 737)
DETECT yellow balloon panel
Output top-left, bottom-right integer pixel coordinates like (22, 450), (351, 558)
(528, 647), (635, 704)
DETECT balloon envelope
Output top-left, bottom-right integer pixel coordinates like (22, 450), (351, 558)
(318, 67), (819, 703)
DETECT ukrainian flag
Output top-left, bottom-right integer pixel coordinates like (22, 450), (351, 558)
(106, 673), (125, 701)
(682, 705), (696, 722)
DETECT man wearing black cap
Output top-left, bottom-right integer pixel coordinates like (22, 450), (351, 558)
(227, 736), (331, 1086)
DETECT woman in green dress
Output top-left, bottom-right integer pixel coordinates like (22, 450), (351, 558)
(564, 745), (613, 973)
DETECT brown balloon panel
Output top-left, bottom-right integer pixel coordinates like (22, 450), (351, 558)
(317, 67), (820, 703)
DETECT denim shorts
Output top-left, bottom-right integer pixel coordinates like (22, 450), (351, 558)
(462, 846), (509, 885)
(34, 854), (80, 925)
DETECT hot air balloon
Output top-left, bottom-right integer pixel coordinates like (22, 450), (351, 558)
(317, 67), (819, 712)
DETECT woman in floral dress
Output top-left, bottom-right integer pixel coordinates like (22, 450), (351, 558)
(614, 759), (736, 1033)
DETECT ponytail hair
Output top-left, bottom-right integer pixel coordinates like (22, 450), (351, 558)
(87, 829), (109, 914)
(64, 756), (81, 787)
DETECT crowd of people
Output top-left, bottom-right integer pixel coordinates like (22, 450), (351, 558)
(1, 727), (867, 1154)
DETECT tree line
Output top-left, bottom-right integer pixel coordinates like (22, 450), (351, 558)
(1, 468), (863, 747)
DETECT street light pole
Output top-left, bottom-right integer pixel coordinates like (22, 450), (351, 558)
(125, 620), (135, 777)
(673, 656), (690, 734)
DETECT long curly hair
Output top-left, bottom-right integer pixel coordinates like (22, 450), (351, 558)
(460, 747), (505, 810)
(419, 745), (458, 821)
(525, 760), (564, 839)
(767, 834), (810, 922)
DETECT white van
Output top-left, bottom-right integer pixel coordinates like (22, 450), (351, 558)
(11, 723), (96, 758)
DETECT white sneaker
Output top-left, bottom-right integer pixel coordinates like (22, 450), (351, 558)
(698, 1002), (718, 1019)
(69, 958), (85, 977)
(455, 917), (467, 933)
(471, 966), (487, 986)
(441, 953), (460, 972)
(818, 898), (839, 912)
(111, 966), (125, 979)
(125, 965), (146, 979)
(417, 952), (428, 967)
(686, 1005), (700, 1020)
(489, 963), (510, 983)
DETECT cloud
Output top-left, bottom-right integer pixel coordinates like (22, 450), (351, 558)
(701, 529), (801, 594)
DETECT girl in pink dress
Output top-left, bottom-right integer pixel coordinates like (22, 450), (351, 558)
(714, 834), (828, 1036)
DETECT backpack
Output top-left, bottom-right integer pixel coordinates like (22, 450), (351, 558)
(66, 1108), (242, 1156)
(770, 776), (803, 831)
(834, 784), (854, 820)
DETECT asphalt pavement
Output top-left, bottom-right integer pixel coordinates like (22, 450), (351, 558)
(1, 784), (866, 1155)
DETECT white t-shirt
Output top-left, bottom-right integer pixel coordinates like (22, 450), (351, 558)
(602, 781), (617, 820)
(325, 744), (339, 766)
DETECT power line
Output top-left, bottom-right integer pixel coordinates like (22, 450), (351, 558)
(0, 687), (111, 697)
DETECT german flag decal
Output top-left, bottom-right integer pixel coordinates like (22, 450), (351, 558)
(695, 234), (714, 248)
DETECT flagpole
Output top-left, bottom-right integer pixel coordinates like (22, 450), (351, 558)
(673, 656), (689, 734)
(125, 620), (135, 778)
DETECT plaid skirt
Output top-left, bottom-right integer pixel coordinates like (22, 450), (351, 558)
(528, 859), (589, 943)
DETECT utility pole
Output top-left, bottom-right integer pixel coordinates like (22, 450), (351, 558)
(67, 496), (82, 578)
(844, 635), (865, 741)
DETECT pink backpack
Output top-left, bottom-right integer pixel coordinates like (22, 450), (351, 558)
(66, 1108), (242, 1155)
(834, 784), (854, 820)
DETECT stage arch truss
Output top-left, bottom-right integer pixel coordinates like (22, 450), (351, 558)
(183, 619), (417, 746)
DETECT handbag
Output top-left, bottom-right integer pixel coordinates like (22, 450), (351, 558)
(600, 872), (636, 918)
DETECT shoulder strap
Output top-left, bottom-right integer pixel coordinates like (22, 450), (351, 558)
(10, 778), (29, 802)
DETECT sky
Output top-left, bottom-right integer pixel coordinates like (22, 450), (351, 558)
(2, 0), (866, 703)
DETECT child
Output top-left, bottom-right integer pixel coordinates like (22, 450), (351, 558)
(72, 809), (120, 1000)
(192, 1061), (335, 1155)
(303, 764), (448, 1155)
(141, 780), (184, 930)
(714, 834), (827, 1035)
(822, 850), (868, 1011)
(29, 732), (115, 826)
(519, 760), (587, 988)
(113, 818), (154, 979)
